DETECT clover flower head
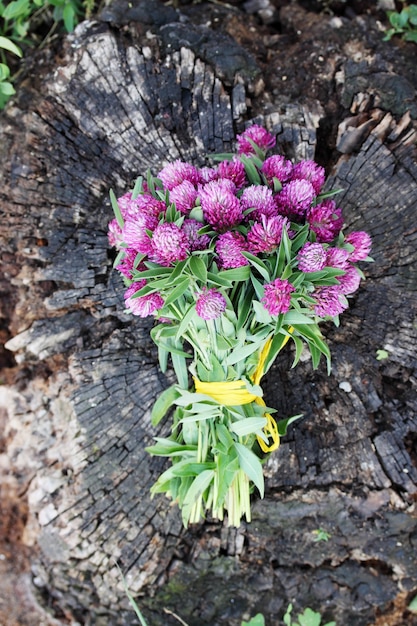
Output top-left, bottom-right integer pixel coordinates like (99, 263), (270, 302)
(247, 215), (288, 254)
(150, 222), (189, 266)
(291, 159), (326, 194)
(117, 192), (134, 217)
(307, 200), (344, 243)
(261, 155), (293, 185)
(170, 180), (198, 214)
(158, 160), (199, 191)
(217, 158), (247, 190)
(216, 231), (248, 269)
(115, 249), (143, 279)
(236, 124), (276, 155)
(135, 193), (167, 219)
(313, 285), (348, 318)
(200, 179), (243, 231)
(198, 166), (219, 184)
(241, 184), (277, 221)
(344, 231), (372, 262)
(124, 285), (164, 317)
(122, 212), (159, 254)
(195, 288), (227, 320)
(275, 179), (315, 218)
(336, 265), (362, 295)
(297, 242), (327, 273)
(182, 218), (210, 252)
(326, 247), (349, 269)
(108, 218), (124, 248)
(262, 278), (295, 316)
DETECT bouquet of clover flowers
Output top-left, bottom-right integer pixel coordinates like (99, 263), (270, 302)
(108, 125), (372, 527)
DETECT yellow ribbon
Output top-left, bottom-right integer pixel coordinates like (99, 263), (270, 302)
(193, 328), (294, 453)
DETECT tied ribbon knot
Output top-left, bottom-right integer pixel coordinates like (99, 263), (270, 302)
(193, 329), (293, 453)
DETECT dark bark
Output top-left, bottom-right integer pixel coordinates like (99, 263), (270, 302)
(1, 3), (416, 626)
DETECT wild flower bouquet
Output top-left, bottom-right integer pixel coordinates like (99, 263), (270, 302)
(108, 125), (372, 527)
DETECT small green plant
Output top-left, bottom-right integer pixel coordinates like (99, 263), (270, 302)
(376, 348), (389, 361)
(0, 0), (95, 108)
(242, 614), (265, 626)
(312, 527), (331, 542)
(409, 594), (417, 614)
(283, 603), (336, 626)
(383, 2), (417, 42)
(0, 34), (22, 107)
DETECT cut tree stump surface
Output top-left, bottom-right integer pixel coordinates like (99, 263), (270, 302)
(1, 2), (417, 625)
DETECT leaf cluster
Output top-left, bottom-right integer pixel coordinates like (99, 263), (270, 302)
(0, 0), (96, 108)
(284, 604), (336, 626)
(383, 2), (417, 42)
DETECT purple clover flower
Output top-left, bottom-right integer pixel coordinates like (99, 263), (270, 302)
(236, 124), (276, 155)
(344, 231), (372, 262)
(241, 184), (277, 221)
(261, 155), (293, 185)
(108, 218), (124, 248)
(182, 219), (210, 252)
(150, 222), (189, 266)
(198, 166), (219, 184)
(199, 179), (243, 231)
(247, 215), (288, 254)
(336, 265), (362, 295)
(261, 278), (295, 316)
(313, 286), (348, 318)
(307, 200), (344, 243)
(195, 288), (227, 320)
(158, 160), (199, 191)
(275, 179), (316, 218)
(326, 247), (349, 269)
(291, 160), (326, 194)
(217, 158), (247, 189)
(115, 249), (142, 279)
(216, 231), (249, 269)
(170, 180), (198, 214)
(122, 212), (159, 255)
(124, 285), (164, 317)
(297, 242), (327, 273)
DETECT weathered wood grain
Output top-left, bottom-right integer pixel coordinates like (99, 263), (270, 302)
(1, 4), (416, 626)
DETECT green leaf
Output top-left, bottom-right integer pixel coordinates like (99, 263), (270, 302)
(234, 442), (264, 498)
(230, 417), (267, 438)
(0, 63), (10, 80)
(172, 462), (216, 477)
(252, 299), (273, 325)
(189, 255), (207, 283)
(175, 302), (197, 340)
(277, 414), (303, 436)
(0, 81), (15, 96)
(151, 384), (181, 426)
(146, 437), (197, 457)
(63, 3), (76, 32)
(109, 188), (124, 229)
(207, 270), (232, 288)
(0, 36), (22, 58)
(218, 265), (251, 282)
(408, 595), (417, 614)
(181, 469), (215, 526)
(242, 251), (270, 282)
(225, 339), (264, 366)
(239, 154), (262, 184)
(241, 614), (266, 626)
(298, 608), (322, 626)
(2, 0), (29, 21)
(163, 277), (190, 306)
(172, 351), (189, 388)
(132, 175), (144, 199)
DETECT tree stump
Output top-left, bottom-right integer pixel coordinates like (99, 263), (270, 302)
(1, 2), (416, 625)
